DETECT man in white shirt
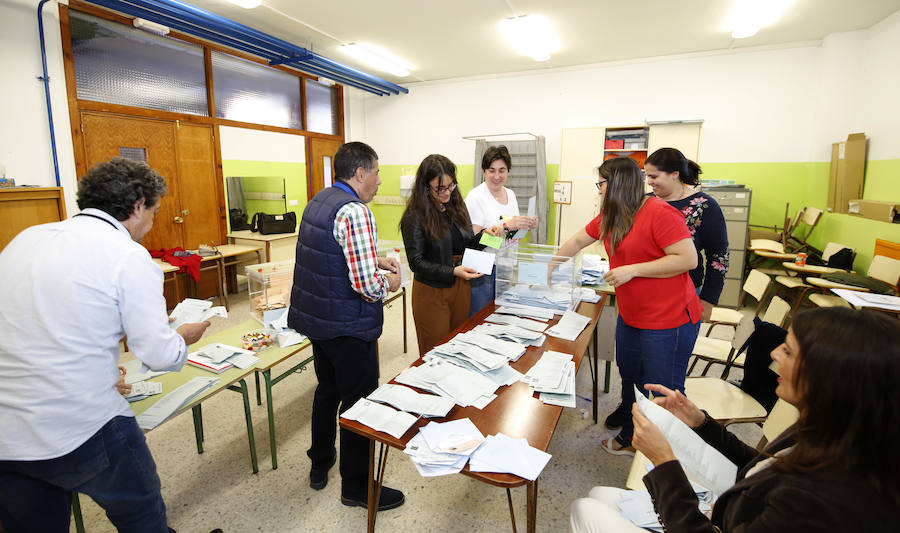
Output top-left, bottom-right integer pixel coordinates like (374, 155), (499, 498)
(0, 158), (209, 532)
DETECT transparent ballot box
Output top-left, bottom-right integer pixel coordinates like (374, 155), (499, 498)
(245, 260), (294, 324)
(376, 239), (410, 287)
(495, 243), (580, 314)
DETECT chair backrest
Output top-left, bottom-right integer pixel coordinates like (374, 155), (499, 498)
(743, 269), (771, 302)
(761, 296), (791, 327)
(867, 255), (900, 287)
(758, 398), (800, 449)
(788, 206), (823, 248)
(822, 242), (854, 262)
(750, 239), (785, 253)
(730, 314), (756, 351)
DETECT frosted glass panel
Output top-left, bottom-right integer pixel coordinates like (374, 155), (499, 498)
(212, 52), (302, 129)
(305, 79), (339, 135)
(70, 11), (207, 115)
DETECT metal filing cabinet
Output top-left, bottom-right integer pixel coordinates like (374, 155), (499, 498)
(704, 186), (751, 308)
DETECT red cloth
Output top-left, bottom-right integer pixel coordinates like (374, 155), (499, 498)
(585, 197), (702, 329)
(150, 247), (202, 282)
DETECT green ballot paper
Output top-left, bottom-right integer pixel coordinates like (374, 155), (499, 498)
(480, 232), (503, 249)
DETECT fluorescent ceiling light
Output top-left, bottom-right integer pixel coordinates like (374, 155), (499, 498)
(725, 0), (793, 39)
(133, 18), (169, 35)
(226, 0), (262, 9)
(500, 15), (560, 62)
(341, 43), (412, 77)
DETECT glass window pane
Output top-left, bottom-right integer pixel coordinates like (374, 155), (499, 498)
(305, 79), (339, 135)
(69, 11), (207, 116)
(211, 52), (301, 129)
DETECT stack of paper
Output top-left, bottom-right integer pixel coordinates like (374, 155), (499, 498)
(494, 306), (554, 321)
(124, 381), (162, 403)
(580, 254), (610, 285)
(483, 313), (548, 332)
(168, 298), (227, 329)
(429, 341), (509, 372)
(469, 433), (552, 481)
(404, 419), (485, 477)
(545, 310), (591, 341)
(340, 398), (419, 439)
(395, 360), (500, 409)
(454, 331), (526, 361)
(368, 383), (455, 417)
(422, 349), (523, 389)
(471, 322), (546, 347)
(136, 376), (219, 430)
(120, 359), (169, 385)
(616, 486), (712, 532)
(576, 287), (601, 303)
(498, 285), (574, 314)
(521, 351), (576, 406)
(188, 343), (259, 373)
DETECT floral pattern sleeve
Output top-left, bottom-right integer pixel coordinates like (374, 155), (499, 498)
(672, 193), (729, 305)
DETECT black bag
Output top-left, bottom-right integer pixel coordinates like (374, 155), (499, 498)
(229, 208), (250, 231)
(250, 212), (297, 235)
(821, 272), (897, 295)
(724, 317), (786, 413)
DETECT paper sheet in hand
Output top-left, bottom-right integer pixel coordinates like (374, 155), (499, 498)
(480, 232), (503, 249)
(511, 197), (536, 240)
(634, 386), (737, 498)
(462, 248), (495, 275)
(120, 358), (170, 385)
(168, 298), (227, 329)
(124, 380), (163, 402)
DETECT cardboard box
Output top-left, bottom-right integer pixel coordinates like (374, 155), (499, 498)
(828, 133), (867, 214)
(848, 199), (899, 223)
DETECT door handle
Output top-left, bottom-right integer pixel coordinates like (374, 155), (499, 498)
(174, 216), (184, 224)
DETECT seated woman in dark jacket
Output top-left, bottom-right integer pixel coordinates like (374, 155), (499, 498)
(400, 154), (501, 355)
(571, 307), (900, 532)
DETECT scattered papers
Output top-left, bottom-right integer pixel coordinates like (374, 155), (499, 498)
(419, 418), (485, 455)
(368, 383), (455, 418)
(831, 288), (900, 311)
(187, 343), (258, 373)
(522, 350), (575, 407)
(186, 353), (232, 374)
(120, 358), (169, 385)
(168, 298), (227, 329)
(341, 398), (419, 439)
(483, 313), (548, 332)
(136, 376), (219, 430)
(266, 307), (289, 331)
(198, 343), (252, 364)
(497, 285), (574, 314)
(545, 310), (591, 341)
(469, 433), (551, 481)
(404, 432), (469, 477)
(577, 287), (601, 303)
(463, 248), (496, 275)
(634, 386), (737, 498)
(276, 329), (307, 348)
(228, 352), (261, 369)
(124, 380), (162, 403)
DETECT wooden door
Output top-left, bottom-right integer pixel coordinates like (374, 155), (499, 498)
(175, 123), (222, 248)
(308, 137), (344, 200)
(81, 112), (182, 250)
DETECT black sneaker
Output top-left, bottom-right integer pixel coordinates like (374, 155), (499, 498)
(309, 455), (336, 490)
(604, 403), (626, 430)
(341, 486), (405, 511)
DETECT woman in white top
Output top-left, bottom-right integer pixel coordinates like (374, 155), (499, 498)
(464, 145), (538, 316)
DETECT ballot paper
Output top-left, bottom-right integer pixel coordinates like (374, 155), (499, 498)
(168, 298), (227, 329)
(511, 197), (536, 240)
(616, 486), (712, 531)
(494, 306), (553, 321)
(832, 288), (900, 311)
(517, 261), (548, 286)
(634, 386), (737, 498)
(538, 361), (576, 407)
(276, 329), (307, 348)
(577, 287), (601, 303)
(136, 376), (219, 430)
(483, 313), (548, 332)
(579, 254), (610, 285)
(545, 310), (591, 341)
(195, 343), (255, 364)
(522, 351), (573, 392)
(120, 358), (169, 385)
(368, 383), (455, 418)
(454, 331), (526, 361)
(462, 248), (496, 275)
(340, 398), (419, 439)
(468, 433), (552, 481)
(124, 380), (163, 403)
(228, 352), (261, 369)
(419, 418), (485, 455)
(471, 322), (546, 347)
(265, 307), (289, 331)
(404, 432), (469, 477)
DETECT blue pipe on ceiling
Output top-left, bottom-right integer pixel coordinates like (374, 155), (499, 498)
(84, 0), (408, 95)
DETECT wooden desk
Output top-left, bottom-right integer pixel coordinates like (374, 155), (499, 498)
(227, 230), (298, 263)
(340, 298), (607, 533)
(752, 249), (797, 261)
(781, 262), (845, 276)
(153, 245), (263, 310)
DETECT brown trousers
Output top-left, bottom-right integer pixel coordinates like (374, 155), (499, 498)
(411, 277), (471, 356)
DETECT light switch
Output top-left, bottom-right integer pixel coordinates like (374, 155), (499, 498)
(288, 199), (298, 206)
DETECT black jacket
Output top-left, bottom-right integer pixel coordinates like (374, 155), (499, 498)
(400, 210), (485, 288)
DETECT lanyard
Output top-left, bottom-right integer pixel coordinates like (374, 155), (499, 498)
(74, 212), (119, 231)
(333, 181), (358, 198)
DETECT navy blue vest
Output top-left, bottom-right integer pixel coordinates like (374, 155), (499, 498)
(287, 185), (383, 341)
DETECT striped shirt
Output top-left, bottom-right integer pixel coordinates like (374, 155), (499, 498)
(333, 202), (389, 303)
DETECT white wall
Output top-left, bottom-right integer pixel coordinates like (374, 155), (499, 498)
(860, 9), (900, 160)
(1, 0), (77, 214)
(219, 126), (305, 162)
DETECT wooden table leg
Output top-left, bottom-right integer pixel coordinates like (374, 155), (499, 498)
(526, 479), (538, 533)
(506, 488), (517, 533)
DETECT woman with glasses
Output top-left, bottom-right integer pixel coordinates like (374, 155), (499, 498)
(604, 147), (729, 432)
(401, 154), (503, 355)
(464, 145), (538, 317)
(571, 307), (900, 532)
(556, 157), (702, 455)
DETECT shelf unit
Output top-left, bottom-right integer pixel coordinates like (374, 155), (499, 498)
(603, 126), (649, 168)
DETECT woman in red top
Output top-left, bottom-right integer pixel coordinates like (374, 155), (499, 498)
(557, 157), (702, 454)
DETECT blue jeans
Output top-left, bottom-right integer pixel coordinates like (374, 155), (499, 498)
(615, 314), (700, 443)
(469, 268), (496, 317)
(0, 416), (173, 533)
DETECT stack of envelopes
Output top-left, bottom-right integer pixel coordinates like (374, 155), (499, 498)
(404, 418), (484, 477)
(521, 350), (576, 407)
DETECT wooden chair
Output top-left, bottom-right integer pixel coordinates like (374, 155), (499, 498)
(703, 269), (772, 337)
(808, 255), (900, 308)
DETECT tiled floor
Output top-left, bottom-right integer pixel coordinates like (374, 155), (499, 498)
(72, 292), (760, 533)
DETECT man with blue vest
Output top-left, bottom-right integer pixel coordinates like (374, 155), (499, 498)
(288, 142), (403, 510)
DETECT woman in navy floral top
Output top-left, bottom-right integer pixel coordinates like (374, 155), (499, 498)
(645, 147), (729, 320)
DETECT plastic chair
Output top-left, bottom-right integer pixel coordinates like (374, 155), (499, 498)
(684, 377), (767, 427)
(785, 206), (823, 252)
(759, 295), (791, 328)
(703, 269), (772, 337)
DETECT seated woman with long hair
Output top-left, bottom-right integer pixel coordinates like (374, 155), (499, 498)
(570, 307), (900, 532)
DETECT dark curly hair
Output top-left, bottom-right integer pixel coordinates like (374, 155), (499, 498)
(76, 157), (167, 221)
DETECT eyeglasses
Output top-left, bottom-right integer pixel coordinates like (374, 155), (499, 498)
(430, 182), (457, 194)
(595, 180), (608, 191)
